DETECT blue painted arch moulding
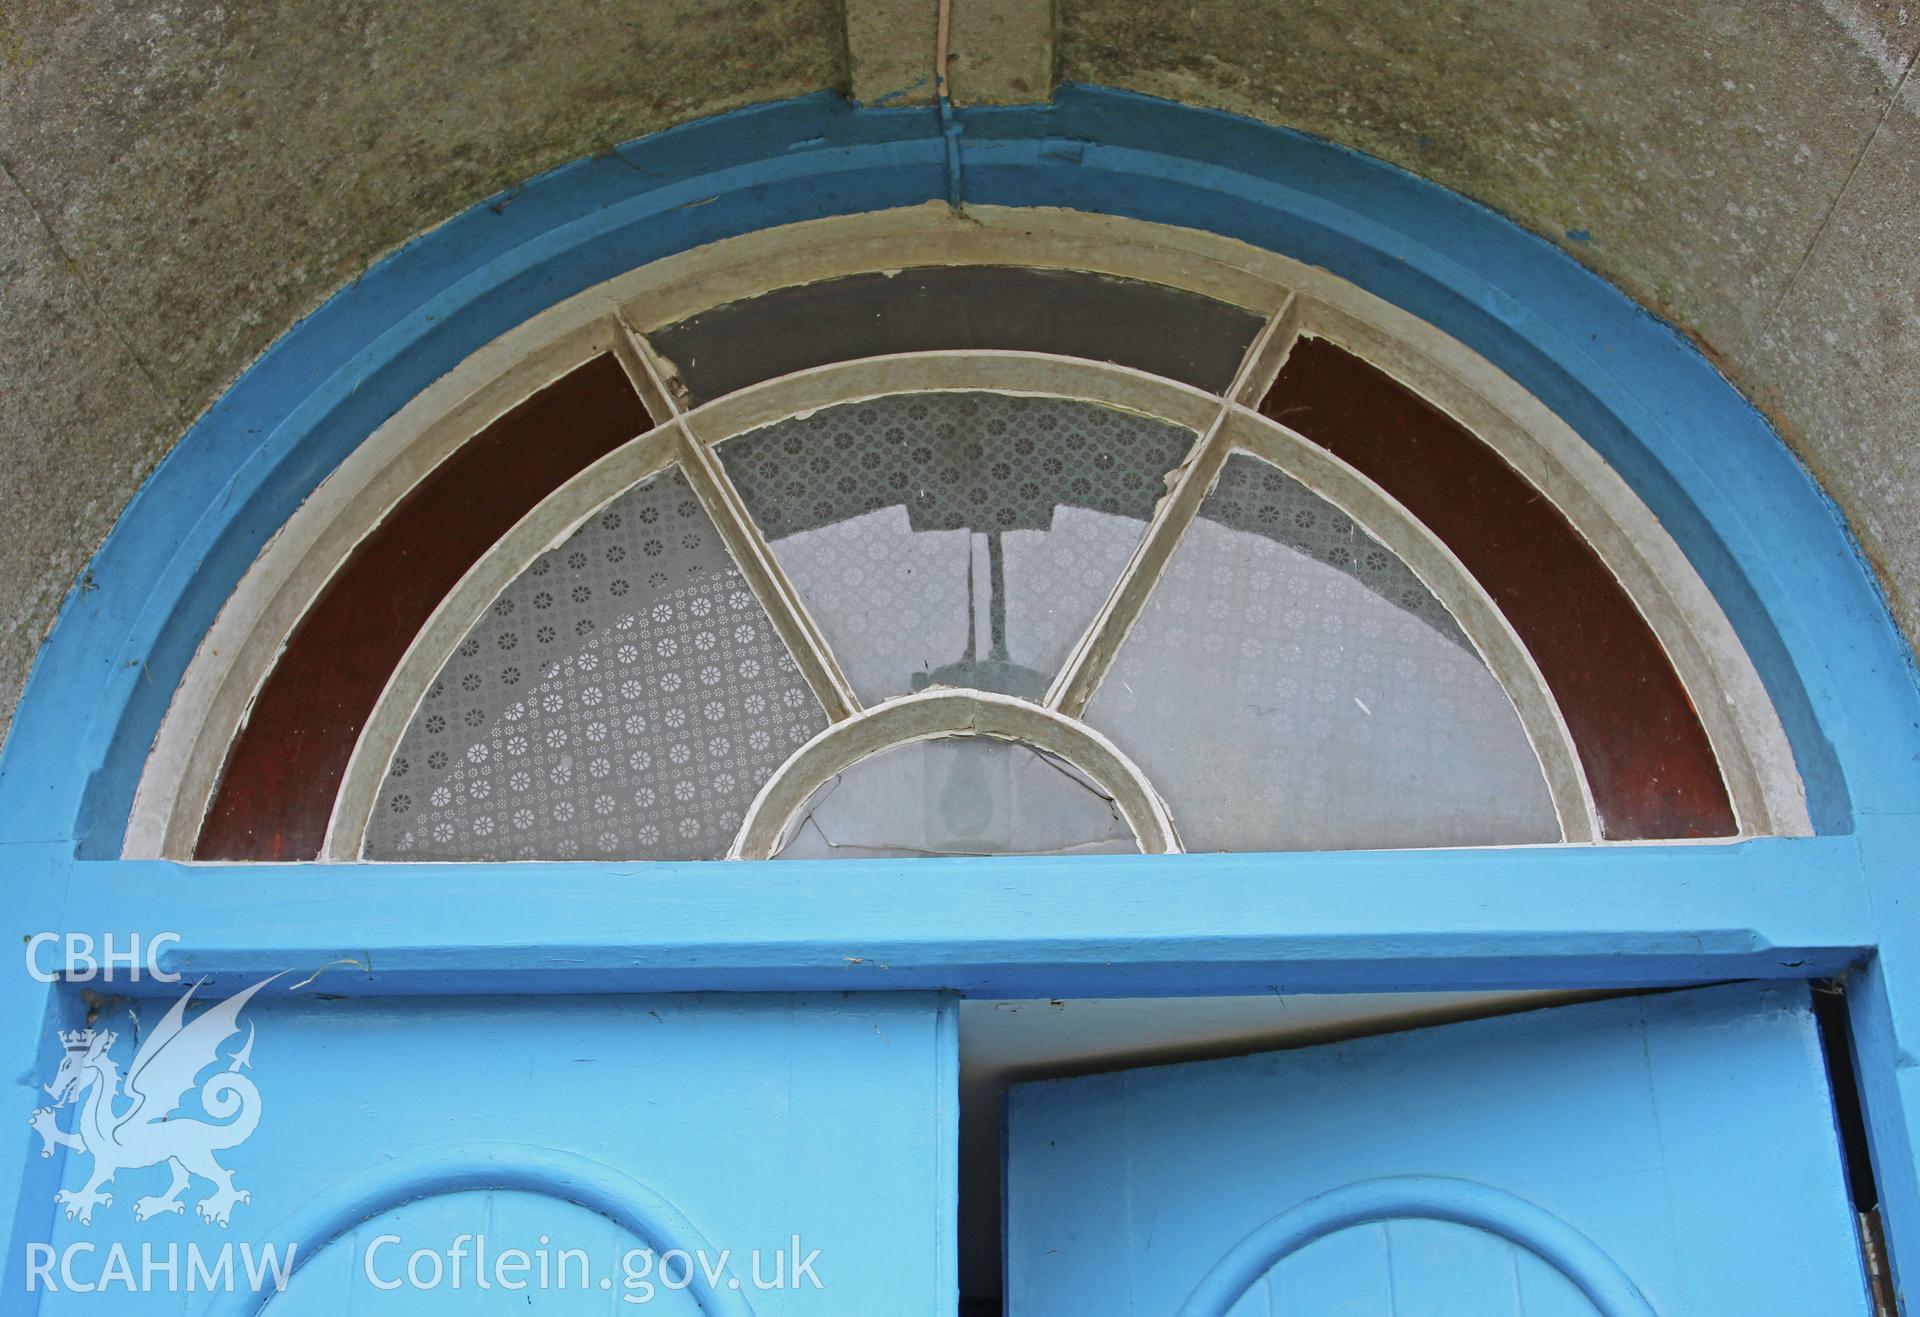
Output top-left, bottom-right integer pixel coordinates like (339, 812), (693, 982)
(2, 84), (1919, 1304)
(1175, 1176), (1658, 1317)
(0, 84), (1907, 848)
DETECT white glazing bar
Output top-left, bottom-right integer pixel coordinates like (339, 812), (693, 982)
(1221, 406), (1598, 842)
(132, 317), (624, 859)
(729, 689), (1182, 859)
(1045, 292), (1301, 717)
(614, 317), (861, 722)
(1232, 292), (1304, 408)
(321, 423), (685, 859)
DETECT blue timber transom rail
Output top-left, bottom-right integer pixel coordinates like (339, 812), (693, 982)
(2, 85), (1917, 1307)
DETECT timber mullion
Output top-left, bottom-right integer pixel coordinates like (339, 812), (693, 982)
(1045, 294), (1302, 716)
(616, 317), (861, 722)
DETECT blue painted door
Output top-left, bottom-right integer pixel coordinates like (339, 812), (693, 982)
(1005, 983), (1869, 1315)
(28, 990), (953, 1314)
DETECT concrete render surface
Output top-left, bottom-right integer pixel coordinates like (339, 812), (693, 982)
(0, 0), (847, 745)
(1063, 0), (1920, 663)
(0, 0), (1915, 750)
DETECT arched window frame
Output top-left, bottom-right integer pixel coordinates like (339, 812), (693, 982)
(3, 87), (1915, 1295)
(121, 209), (1807, 862)
(307, 340), (1605, 860)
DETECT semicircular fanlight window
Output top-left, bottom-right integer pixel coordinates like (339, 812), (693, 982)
(720, 392), (1196, 705)
(1083, 453), (1561, 852)
(179, 246), (1754, 865)
(364, 467), (826, 861)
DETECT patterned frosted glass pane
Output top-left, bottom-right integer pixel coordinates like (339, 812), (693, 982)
(1085, 454), (1559, 852)
(776, 738), (1138, 859)
(1265, 336), (1732, 838)
(365, 468), (826, 860)
(721, 393), (1195, 705)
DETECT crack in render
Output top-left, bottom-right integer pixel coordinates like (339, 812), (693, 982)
(1773, 46), (1918, 312)
(0, 157), (175, 410)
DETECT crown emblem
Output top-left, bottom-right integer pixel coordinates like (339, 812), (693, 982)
(35, 975), (276, 1228)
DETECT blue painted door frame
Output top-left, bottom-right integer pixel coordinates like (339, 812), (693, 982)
(3, 86), (1916, 1306)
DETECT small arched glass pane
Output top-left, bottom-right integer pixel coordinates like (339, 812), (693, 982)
(721, 392), (1195, 705)
(1084, 453), (1560, 852)
(365, 467), (826, 861)
(775, 737), (1140, 859)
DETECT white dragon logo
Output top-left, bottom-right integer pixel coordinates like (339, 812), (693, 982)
(30, 975), (278, 1227)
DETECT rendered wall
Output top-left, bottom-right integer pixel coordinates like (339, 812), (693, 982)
(1, 0), (1914, 745)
